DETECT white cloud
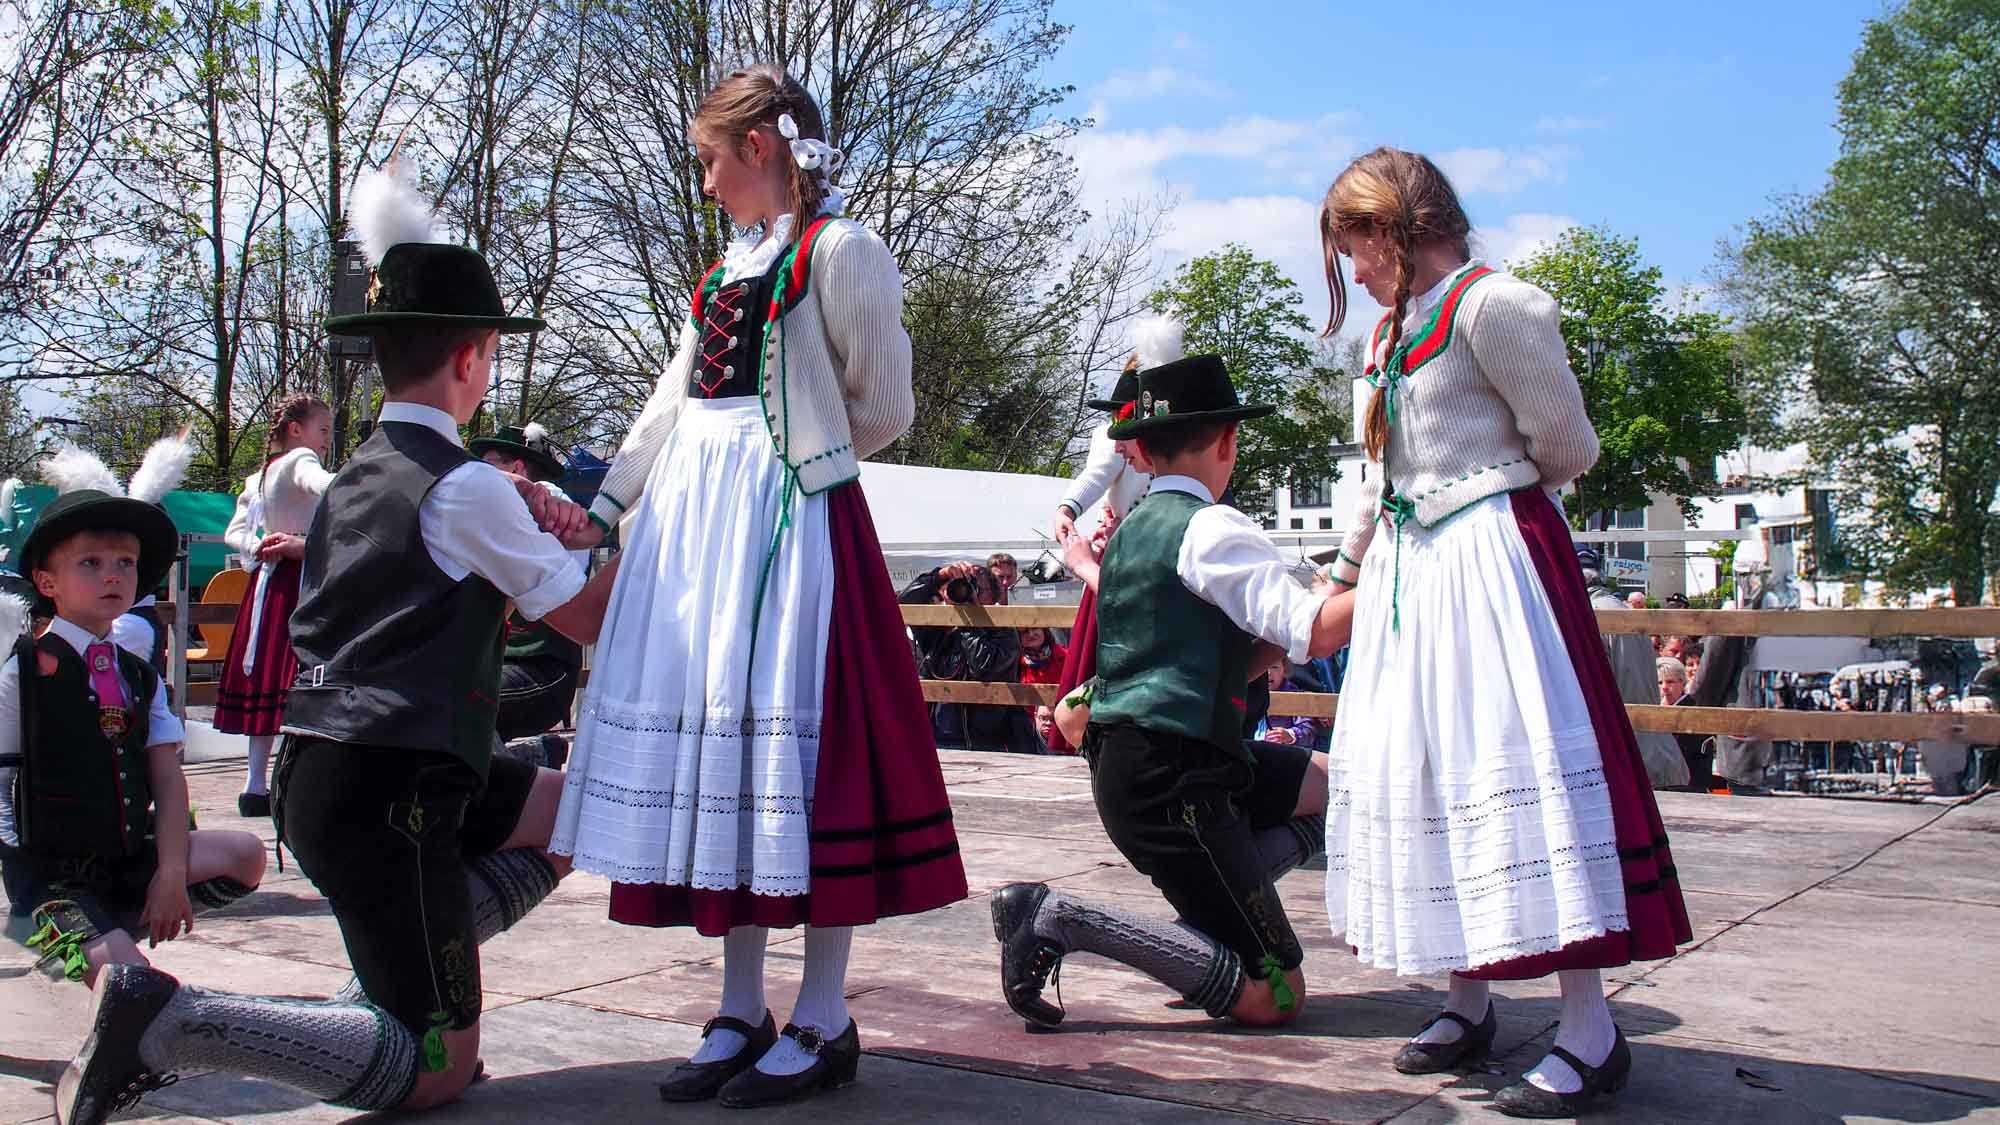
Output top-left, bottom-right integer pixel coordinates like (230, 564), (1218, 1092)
(1534, 114), (1610, 134)
(1435, 145), (1575, 194)
(1069, 114), (1352, 200)
(1473, 212), (1579, 268)
(1090, 66), (1227, 103)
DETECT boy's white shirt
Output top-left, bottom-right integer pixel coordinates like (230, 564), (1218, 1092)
(0, 614), (183, 847)
(1147, 475), (1326, 665)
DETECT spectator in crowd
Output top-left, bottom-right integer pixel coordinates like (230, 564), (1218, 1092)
(1626, 590), (1648, 610)
(986, 553), (1020, 602)
(1657, 657), (1688, 706)
(1031, 705), (1057, 749)
(1664, 592), (1690, 609)
(1580, 548), (1689, 788)
(901, 561), (1037, 753)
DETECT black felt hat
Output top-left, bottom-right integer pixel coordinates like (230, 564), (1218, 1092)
(21, 490), (178, 594)
(1085, 368), (1142, 412)
(1101, 354), (1275, 439)
(469, 423), (566, 481)
(325, 243), (544, 334)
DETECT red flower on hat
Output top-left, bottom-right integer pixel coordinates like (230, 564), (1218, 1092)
(1115, 400), (1137, 421)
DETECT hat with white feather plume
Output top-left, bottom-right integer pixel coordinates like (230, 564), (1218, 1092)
(1087, 314), (1188, 411)
(20, 434), (193, 593)
(325, 160), (543, 334)
(468, 421), (566, 481)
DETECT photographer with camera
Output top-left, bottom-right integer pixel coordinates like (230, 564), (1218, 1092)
(900, 560), (1040, 753)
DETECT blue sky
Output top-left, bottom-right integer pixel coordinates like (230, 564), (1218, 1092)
(1045, 0), (1890, 330)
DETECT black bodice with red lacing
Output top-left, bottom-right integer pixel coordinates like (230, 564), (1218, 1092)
(689, 254), (788, 400)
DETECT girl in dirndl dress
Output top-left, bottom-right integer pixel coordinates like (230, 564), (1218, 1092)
(1315, 148), (1691, 1118)
(547, 65), (965, 1107)
(215, 393), (332, 817)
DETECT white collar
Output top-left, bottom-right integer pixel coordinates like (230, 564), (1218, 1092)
(378, 402), (464, 447)
(1148, 475), (1215, 503)
(45, 615), (110, 657)
(717, 203), (842, 285)
(1410, 258), (1483, 318)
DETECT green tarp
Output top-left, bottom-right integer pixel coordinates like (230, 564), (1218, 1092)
(1, 484), (237, 593)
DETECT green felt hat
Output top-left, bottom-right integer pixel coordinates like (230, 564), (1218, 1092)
(1100, 354), (1275, 439)
(469, 423), (566, 481)
(325, 243), (544, 334)
(20, 490), (178, 594)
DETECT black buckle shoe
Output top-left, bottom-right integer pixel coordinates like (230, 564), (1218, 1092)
(989, 882), (1066, 1029)
(1493, 1027), (1632, 1118)
(1392, 1001), (1497, 1074)
(659, 1011), (778, 1102)
(54, 963), (182, 1125)
(716, 1020), (860, 1108)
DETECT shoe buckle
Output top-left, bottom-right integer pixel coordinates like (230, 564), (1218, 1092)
(791, 1026), (825, 1055)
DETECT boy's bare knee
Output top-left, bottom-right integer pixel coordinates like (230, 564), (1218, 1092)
(399, 1023), (481, 1109)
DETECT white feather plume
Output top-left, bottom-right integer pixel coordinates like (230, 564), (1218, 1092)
(127, 433), (196, 504)
(350, 161), (435, 266)
(521, 422), (549, 444)
(0, 592), (27, 641)
(43, 444), (122, 497)
(0, 478), (17, 524)
(1133, 315), (1185, 370)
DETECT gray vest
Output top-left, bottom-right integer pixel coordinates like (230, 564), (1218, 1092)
(284, 422), (508, 776)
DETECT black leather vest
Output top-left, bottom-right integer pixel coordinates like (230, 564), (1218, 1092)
(7, 633), (157, 858)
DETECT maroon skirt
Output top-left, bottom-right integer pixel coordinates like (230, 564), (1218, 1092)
(609, 482), (969, 934)
(1460, 492), (1693, 980)
(1044, 587), (1098, 755)
(212, 559), (301, 737)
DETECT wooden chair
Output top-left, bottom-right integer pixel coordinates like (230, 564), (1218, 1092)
(185, 567), (252, 663)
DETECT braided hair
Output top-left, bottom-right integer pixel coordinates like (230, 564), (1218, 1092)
(267, 392), (330, 456)
(1317, 148), (1472, 461)
(694, 64), (833, 238)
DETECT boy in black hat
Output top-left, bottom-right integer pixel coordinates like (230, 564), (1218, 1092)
(47, 167), (608, 1125)
(991, 348), (1355, 1028)
(2, 483), (266, 990)
(470, 423), (585, 754)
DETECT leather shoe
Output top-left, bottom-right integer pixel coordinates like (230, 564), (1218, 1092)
(55, 963), (182, 1125)
(1392, 1002), (1497, 1074)
(658, 1011), (777, 1102)
(990, 882), (1065, 1029)
(1493, 1027), (1632, 1118)
(716, 1021), (860, 1108)
(236, 792), (271, 818)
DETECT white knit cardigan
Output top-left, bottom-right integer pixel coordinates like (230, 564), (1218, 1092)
(1325, 265), (1599, 588)
(588, 218), (914, 530)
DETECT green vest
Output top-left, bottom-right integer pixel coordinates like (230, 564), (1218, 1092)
(1092, 489), (1255, 755)
(9, 633), (157, 858)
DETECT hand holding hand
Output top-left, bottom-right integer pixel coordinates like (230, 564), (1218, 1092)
(1262, 727), (1297, 746)
(1052, 508), (1077, 545)
(255, 532), (306, 562)
(1062, 529), (1099, 575)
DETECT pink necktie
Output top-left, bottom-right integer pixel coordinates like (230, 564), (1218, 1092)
(85, 642), (127, 709)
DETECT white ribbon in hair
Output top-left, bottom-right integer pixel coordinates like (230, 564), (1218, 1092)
(777, 112), (847, 215)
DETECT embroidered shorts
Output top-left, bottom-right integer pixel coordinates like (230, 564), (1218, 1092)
(275, 737), (536, 1037)
(1083, 723), (1309, 973)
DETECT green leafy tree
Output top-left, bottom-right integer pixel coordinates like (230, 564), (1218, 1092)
(1512, 226), (1745, 528)
(1148, 245), (1345, 524)
(1724, 0), (2000, 605)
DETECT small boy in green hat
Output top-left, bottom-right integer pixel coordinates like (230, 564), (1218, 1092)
(1, 466), (267, 991)
(46, 166), (607, 1125)
(991, 343), (1355, 1029)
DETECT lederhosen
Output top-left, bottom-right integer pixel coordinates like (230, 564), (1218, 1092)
(1082, 489), (1306, 976)
(274, 421), (537, 1041)
(496, 616), (582, 740)
(1, 634), (159, 935)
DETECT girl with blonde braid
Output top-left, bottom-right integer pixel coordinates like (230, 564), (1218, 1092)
(1316, 148), (1690, 1118)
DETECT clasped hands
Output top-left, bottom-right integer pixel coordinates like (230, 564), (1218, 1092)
(505, 473), (604, 548)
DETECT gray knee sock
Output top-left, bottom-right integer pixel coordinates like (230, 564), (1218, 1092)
(188, 877), (255, 913)
(1032, 891), (1244, 1017)
(335, 848), (559, 1004)
(137, 986), (419, 1110)
(1255, 815), (1325, 882)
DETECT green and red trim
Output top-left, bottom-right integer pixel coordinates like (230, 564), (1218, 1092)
(1385, 264), (1494, 378)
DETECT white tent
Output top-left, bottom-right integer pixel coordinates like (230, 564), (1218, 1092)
(857, 462), (1099, 553)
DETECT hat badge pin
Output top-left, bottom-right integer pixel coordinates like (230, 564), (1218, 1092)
(1153, 398), (1171, 418)
(1140, 389), (1153, 414)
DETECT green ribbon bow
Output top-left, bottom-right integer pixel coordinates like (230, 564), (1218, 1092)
(1379, 490), (1417, 633)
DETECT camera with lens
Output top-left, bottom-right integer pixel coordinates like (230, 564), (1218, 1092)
(943, 565), (993, 605)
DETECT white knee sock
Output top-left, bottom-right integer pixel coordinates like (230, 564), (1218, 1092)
(688, 926), (768, 1065)
(1527, 969), (1617, 1093)
(756, 925), (852, 1076)
(244, 735), (274, 795)
(1414, 973), (1490, 1045)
